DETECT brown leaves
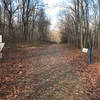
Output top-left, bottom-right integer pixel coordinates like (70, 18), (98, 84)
(0, 44), (100, 100)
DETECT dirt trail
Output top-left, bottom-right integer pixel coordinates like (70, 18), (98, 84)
(0, 44), (99, 100)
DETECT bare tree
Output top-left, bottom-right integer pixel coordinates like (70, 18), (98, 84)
(2, 0), (20, 39)
(59, 0), (100, 48)
(38, 8), (50, 41)
(98, 0), (100, 48)
(0, 5), (1, 34)
(0, 0), (50, 42)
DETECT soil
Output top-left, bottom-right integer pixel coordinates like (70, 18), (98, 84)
(0, 44), (100, 100)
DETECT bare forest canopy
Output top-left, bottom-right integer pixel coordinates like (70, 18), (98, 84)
(0, 0), (50, 42)
(0, 0), (100, 49)
(58, 0), (100, 49)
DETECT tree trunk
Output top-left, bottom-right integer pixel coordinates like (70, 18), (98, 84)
(98, 0), (100, 48)
(0, 6), (1, 35)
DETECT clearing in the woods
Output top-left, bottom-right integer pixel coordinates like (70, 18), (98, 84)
(0, 44), (100, 100)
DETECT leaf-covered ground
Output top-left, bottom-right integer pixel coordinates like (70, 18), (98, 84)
(0, 44), (100, 100)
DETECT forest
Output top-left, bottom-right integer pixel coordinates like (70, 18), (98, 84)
(0, 0), (100, 49)
(0, 0), (100, 100)
(0, 0), (50, 42)
(59, 0), (100, 49)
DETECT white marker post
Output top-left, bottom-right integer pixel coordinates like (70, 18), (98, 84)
(82, 48), (88, 53)
(0, 35), (5, 58)
(0, 35), (2, 42)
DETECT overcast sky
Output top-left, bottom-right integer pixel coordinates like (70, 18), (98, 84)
(43, 0), (70, 30)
